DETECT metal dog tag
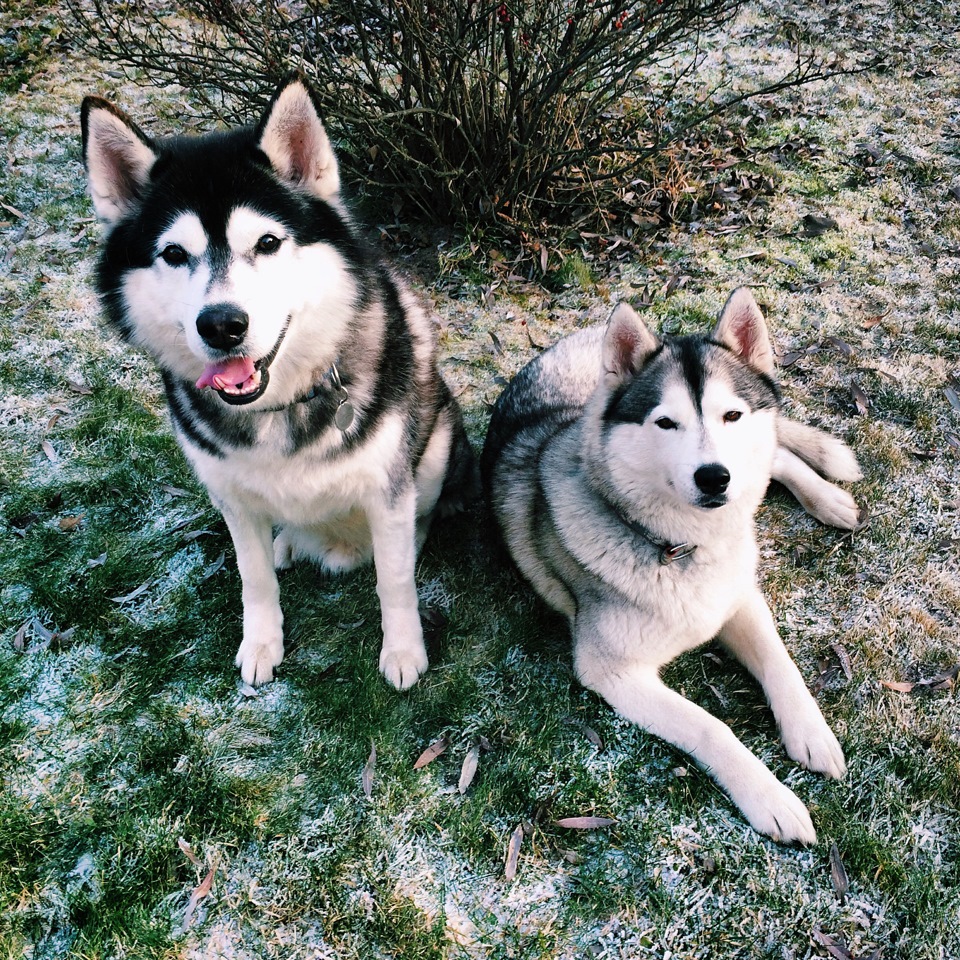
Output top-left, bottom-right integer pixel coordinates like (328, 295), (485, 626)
(328, 366), (355, 432)
(334, 398), (355, 431)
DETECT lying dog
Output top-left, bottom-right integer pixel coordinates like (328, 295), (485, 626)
(482, 289), (859, 843)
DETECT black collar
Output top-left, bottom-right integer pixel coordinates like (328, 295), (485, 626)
(613, 506), (697, 565)
(249, 364), (353, 429)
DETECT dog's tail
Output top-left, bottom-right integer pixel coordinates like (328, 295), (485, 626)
(776, 417), (862, 482)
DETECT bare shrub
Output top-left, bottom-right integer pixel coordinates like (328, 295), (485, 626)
(67, 0), (870, 232)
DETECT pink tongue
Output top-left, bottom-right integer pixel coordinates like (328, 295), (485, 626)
(196, 357), (256, 391)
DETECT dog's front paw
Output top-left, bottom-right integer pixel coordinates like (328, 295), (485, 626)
(379, 644), (428, 691)
(739, 779), (817, 846)
(235, 635), (284, 686)
(781, 713), (847, 779)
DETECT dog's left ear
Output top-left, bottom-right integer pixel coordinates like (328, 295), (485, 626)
(256, 78), (340, 199)
(714, 287), (775, 375)
(602, 302), (659, 386)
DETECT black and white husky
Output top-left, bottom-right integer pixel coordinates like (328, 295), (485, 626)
(482, 290), (861, 843)
(81, 79), (477, 688)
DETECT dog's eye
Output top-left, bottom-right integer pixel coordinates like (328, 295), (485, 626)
(159, 244), (188, 267)
(255, 234), (282, 255)
(723, 410), (743, 423)
(655, 417), (677, 430)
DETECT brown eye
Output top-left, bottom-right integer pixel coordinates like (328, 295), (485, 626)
(655, 417), (677, 430)
(255, 234), (282, 254)
(723, 410), (743, 423)
(159, 244), (188, 266)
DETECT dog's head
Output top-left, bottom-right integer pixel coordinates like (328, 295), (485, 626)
(595, 289), (781, 514)
(82, 78), (358, 406)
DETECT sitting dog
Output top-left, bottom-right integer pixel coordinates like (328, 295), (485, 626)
(82, 79), (477, 688)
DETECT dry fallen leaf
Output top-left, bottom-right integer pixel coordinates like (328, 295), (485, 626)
(504, 823), (524, 880)
(780, 350), (805, 367)
(580, 724), (603, 750)
(414, 734), (450, 770)
(812, 928), (853, 960)
(824, 336), (855, 358)
(458, 744), (480, 795)
(362, 741), (376, 798)
(66, 378), (93, 395)
(829, 842), (849, 899)
(201, 551), (226, 581)
(880, 679), (915, 693)
(111, 581), (152, 604)
(182, 860), (218, 931)
(553, 816), (616, 830)
(850, 380), (870, 416)
(59, 513), (85, 532)
(42, 439), (58, 463)
(12, 622), (28, 652)
(923, 665), (960, 690)
(861, 307), (891, 329)
(830, 643), (853, 681)
(800, 213), (840, 237)
(178, 838), (203, 867)
(47, 626), (77, 651)
(774, 255), (801, 269)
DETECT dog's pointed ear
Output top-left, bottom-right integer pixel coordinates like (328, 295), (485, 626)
(81, 96), (157, 225)
(256, 78), (340, 199)
(602, 302), (659, 385)
(714, 287), (775, 375)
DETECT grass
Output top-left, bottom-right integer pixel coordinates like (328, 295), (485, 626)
(1, 1), (960, 958)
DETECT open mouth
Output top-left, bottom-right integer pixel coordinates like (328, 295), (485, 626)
(194, 321), (289, 406)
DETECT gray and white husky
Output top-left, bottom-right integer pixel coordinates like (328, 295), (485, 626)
(482, 289), (861, 843)
(81, 79), (477, 688)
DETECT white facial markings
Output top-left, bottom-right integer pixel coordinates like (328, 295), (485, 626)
(119, 212), (212, 377)
(604, 375), (775, 511)
(117, 202), (361, 395)
(225, 207), (288, 262)
(156, 212), (209, 264)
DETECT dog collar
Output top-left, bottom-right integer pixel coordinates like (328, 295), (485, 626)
(298, 363), (355, 431)
(252, 362), (354, 431)
(615, 509), (697, 565)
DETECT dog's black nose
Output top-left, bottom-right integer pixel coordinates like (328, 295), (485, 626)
(694, 463), (730, 496)
(197, 303), (249, 350)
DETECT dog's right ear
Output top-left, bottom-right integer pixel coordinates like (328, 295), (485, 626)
(81, 97), (157, 225)
(256, 78), (340, 200)
(602, 302), (659, 386)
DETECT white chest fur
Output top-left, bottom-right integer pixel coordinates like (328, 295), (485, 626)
(181, 409), (406, 524)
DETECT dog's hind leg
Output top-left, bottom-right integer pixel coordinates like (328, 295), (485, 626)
(368, 483), (429, 690)
(773, 418), (862, 529)
(718, 589), (846, 780)
(274, 514), (373, 574)
(777, 418), (861, 482)
(222, 507), (285, 685)
(772, 445), (862, 530)
(576, 647), (819, 845)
